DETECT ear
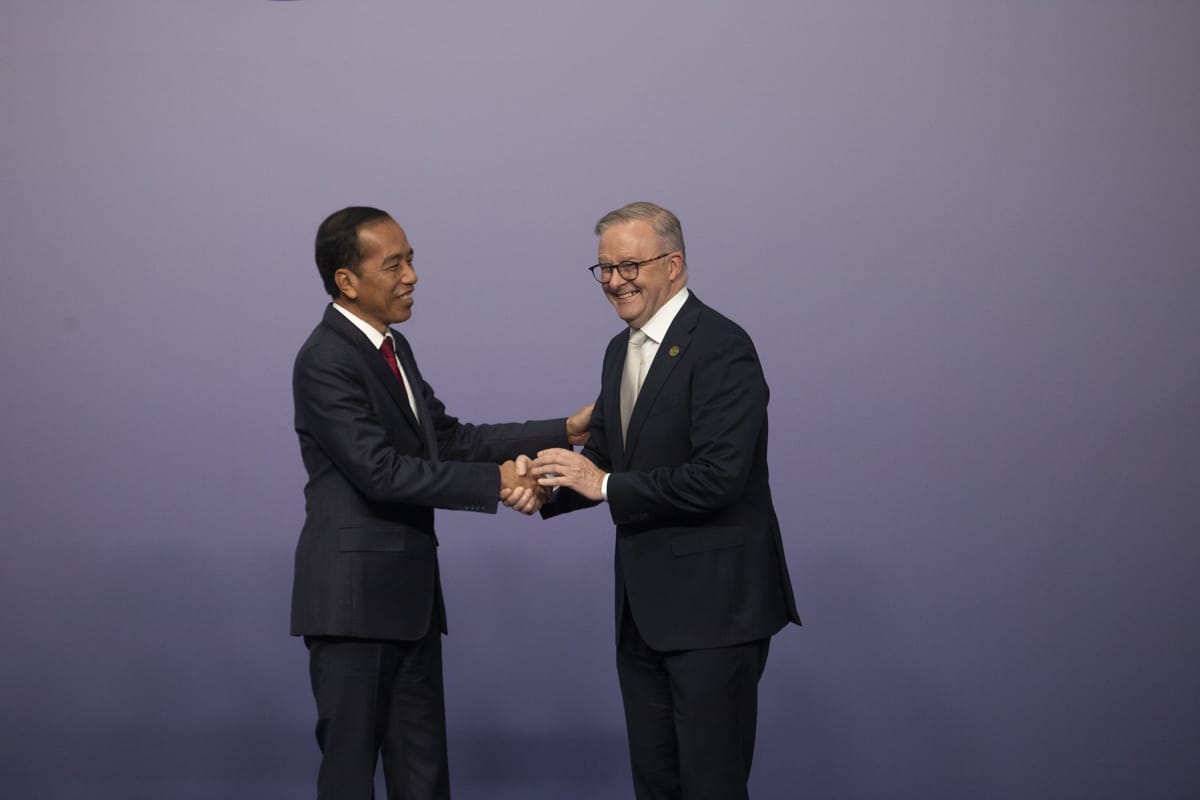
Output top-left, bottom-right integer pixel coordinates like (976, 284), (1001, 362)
(335, 268), (359, 300)
(666, 253), (684, 281)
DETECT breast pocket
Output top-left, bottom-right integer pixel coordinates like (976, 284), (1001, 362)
(645, 389), (682, 418)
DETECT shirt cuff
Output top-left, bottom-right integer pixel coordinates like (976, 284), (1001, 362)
(601, 472), (610, 501)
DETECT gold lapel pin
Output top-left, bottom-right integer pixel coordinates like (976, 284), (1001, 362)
(668, 345), (681, 357)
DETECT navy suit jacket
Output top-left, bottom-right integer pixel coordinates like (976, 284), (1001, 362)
(544, 293), (801, 651)
(290, 304), (568, 641)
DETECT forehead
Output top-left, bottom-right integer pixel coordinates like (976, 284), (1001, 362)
(598, 219), (657, 256)
(358, 218), (411, 260)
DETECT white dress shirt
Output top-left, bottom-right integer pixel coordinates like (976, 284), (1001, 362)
(600, 288), (691, 500)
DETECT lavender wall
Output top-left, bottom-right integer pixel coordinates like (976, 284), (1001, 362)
(2, 2), (1198, 798)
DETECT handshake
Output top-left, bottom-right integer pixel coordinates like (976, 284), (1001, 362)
(498, 403), (606, 515)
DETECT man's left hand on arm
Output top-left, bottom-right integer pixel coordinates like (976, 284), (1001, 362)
(566, 404), (594, 447)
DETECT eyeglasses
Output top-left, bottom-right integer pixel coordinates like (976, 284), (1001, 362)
(588, 253), (670, 283)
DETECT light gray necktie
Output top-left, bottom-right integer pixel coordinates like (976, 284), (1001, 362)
(620, 328), (648, 443)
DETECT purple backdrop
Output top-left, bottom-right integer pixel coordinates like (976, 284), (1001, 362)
(2, 2), (1198, 798)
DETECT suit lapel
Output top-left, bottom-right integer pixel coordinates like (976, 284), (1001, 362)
(603, 332), (629, 471)
(622, 293), (702, 460)
(321, 306), (423, 438)
(389, 331), (438, 456)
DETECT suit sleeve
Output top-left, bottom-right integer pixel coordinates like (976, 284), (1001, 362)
(540, 386), (610, 519)
(419, 379), (569, 464)
(295, 341), (502, 512)
(605, 329), (768, 523)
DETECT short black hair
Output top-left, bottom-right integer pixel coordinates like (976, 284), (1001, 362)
(314, 206), (392, 298)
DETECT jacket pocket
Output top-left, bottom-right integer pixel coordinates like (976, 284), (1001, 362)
(338, 525), (420, 552)
(670, 527), (745, 556)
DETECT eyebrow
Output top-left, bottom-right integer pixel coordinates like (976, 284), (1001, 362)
(383, 249), (414, 264)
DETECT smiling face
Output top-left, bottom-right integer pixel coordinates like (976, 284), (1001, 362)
(336, 217), (417, 331)
(596, 219), (684, 330)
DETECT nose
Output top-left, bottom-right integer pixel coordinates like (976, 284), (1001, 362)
(608, 269), (630, 290)
(403, 263), (418, 285)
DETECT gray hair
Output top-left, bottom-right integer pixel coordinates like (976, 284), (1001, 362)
(594, 201), (686, 263)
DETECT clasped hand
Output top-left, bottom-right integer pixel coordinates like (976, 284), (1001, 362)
(499, 457), (548, 515)
(499, 447), (606, 514)
(499, 404), (597, 514)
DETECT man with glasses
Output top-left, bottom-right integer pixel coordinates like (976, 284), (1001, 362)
(529, 202), (801, 800)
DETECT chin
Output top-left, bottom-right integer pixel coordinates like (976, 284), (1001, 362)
(612, 302), (640, 323)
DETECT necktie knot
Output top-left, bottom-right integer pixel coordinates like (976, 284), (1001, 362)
(629, 329), (647, 348)
(379, 335), (421, 423)
(379, 336), (403, 384)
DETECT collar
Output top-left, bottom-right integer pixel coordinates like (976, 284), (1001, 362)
(637, 288), (690, 344)
(331, 302), (391, 350)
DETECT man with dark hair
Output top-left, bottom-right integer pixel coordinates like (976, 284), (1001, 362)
(291, 206), (590, 799)
(531, 202), (800, 800)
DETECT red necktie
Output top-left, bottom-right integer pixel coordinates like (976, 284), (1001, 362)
(386, 335), (424, 424)
(379, 336), (406, 387)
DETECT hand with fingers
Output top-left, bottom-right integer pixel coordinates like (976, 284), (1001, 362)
(499, 456), (549, 514)
(529, 448), (607, 502)
(566, 404), (594, 447)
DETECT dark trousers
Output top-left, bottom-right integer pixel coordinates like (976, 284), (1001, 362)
(617, 604), (770, 800)
(305, 627), (450, 800)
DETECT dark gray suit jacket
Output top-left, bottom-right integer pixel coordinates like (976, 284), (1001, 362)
(290, 304), (568, 641)
(544, 293), (800, 651)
